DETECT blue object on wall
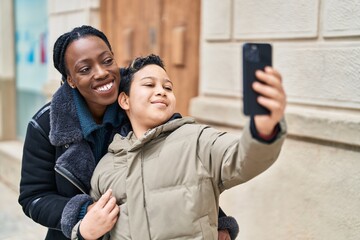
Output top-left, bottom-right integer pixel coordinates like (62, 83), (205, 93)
(15, 0), (48, 139)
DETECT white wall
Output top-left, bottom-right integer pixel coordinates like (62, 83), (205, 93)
(44, 0), (101, 97)
(0, 0), (16, 140)
(42, 0), (360, 238)
(191, 0), (360, 239)
(0, 0), (15, 80)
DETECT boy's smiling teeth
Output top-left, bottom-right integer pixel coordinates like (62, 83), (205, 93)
(96, 81), (113, 92)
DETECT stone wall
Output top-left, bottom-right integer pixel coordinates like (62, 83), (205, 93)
(0, 0), (16, 140)
(191, 0), (360, 239)
(44, 0), (101, 98)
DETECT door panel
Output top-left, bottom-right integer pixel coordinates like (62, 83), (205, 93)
(101, 0), (200, 115)
(161, 0), (200, 116)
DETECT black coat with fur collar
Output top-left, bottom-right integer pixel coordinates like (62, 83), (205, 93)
(18, 83), (122, 239)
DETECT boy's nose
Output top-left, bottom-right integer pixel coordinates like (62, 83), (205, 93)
(155, 85), (166, 96)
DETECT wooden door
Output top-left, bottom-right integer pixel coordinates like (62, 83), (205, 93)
(101, 0), (200, 115)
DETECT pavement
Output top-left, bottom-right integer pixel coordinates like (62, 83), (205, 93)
(0, 181), (47, 240)
(0, 140), (47, 239)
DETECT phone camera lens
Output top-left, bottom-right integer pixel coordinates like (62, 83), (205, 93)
(245, 45), (260, 62)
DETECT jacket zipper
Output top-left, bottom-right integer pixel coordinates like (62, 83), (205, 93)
(54, 165), (87, 194)
(141, 150), (152, 239)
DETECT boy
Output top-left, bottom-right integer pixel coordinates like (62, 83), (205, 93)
(90, 54), (287, 239)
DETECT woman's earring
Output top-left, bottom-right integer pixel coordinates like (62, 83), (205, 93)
(67, 78), (76, 88)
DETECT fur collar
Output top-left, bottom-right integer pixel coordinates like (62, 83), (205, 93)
(49, 83), (95, 192)
(49, 83), (83, 146)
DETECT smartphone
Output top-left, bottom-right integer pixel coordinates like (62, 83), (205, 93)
(242, 43), (272, 116)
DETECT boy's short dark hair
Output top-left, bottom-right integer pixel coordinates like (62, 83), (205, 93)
(120, 54), (165, 95)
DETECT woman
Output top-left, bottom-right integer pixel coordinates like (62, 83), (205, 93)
(19, 25), (121, 240)
(18, 25), (238, 240)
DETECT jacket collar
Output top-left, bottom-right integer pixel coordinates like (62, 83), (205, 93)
(108, 116), (196, 153)
(49, 83), (83, 146)
(141, 115), (194, 141)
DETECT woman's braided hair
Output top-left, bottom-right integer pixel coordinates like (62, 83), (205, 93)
(53, 25), (112, 84)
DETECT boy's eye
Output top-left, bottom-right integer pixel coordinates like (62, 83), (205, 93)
(164, 86), (173, 91)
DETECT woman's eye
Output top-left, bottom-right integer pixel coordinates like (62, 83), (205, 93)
(79, 67), (90, 73)
(103, 58), (114, 65)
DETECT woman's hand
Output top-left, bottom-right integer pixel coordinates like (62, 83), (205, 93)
(218, 229), (231, 240)
(79, 189), (120, 240)
(253, 66), (286, 136)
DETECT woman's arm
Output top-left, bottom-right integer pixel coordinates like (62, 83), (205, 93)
(77, 189), (119, 240)
(18, 109), (93, 238)
(218, 208), (239, 240)
(18, 113), (70, 230)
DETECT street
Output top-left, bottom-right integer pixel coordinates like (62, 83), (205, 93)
(0, 181), (47, 240)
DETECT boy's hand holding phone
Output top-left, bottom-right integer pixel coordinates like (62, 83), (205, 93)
(253, 66), (286, 136)
(242, 43), (286, 136)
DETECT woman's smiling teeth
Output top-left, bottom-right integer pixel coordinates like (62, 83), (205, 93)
(96, 81), (113, 92)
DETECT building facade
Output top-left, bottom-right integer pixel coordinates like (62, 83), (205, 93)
(193, 1), (360, 239)
(0, 0), (359, 239)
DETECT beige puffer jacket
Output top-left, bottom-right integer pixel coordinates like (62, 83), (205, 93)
(90, 117), (286, 240)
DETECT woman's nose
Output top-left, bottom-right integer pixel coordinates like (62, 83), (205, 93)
(94, 65), (109, 79)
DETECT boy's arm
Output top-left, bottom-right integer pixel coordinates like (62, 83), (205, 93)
(250, 116), (281, 144)
(197, 118), (286, 191)
(219, 66), (286, 188)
